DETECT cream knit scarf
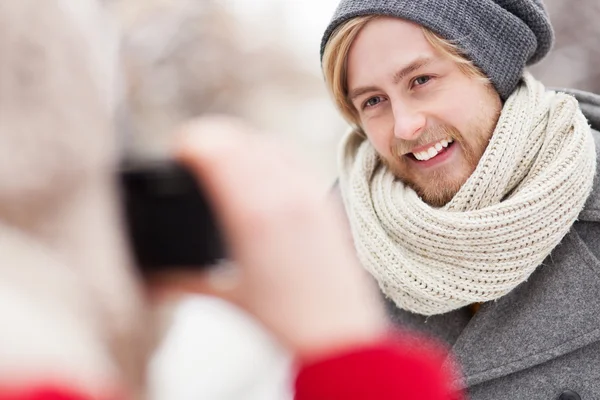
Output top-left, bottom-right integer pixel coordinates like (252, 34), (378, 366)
(339, 73), (597, 316)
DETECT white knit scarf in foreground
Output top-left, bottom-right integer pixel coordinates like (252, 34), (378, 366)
(339, 73), (597, 316)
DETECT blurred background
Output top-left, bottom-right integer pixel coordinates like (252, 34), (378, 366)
(106, 0), (600, 398)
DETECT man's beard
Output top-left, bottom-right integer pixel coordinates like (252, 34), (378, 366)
(383, 122), (494, 207)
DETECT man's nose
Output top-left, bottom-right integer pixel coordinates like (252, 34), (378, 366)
(392, 104), (426, 141)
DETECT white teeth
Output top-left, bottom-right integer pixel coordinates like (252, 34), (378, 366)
(411, 137), (453, 161)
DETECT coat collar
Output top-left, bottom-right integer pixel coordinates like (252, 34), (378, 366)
(447, 227), (600, 389)
(453, 96), (600, 388)
(385, 216), (600, 389)
(453, 99), (600, 387)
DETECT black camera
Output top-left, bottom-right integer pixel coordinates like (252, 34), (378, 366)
(119, 160), (227, 274)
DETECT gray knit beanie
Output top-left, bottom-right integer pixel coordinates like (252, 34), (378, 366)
(320, 0), (555, 100)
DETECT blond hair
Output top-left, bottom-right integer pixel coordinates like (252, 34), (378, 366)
(322, 16), (490, 126)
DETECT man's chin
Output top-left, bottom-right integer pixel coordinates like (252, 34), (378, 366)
(420, 191), (455, 207)
(408, 181), (462, 207)
(384, 160), (469, 207)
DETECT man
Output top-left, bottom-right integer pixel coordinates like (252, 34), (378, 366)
(320, 0), (600, 399)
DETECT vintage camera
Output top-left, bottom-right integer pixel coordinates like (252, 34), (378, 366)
(119, 159), (227, 274)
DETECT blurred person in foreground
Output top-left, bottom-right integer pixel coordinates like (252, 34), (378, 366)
(0, 1), (149, 399)
(148, 118), (464, 400)
(321, 0), (600, 398)
(0, 1), (463, 399)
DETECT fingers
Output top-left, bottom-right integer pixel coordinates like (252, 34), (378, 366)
(172, 116), (388, 357)
(174, 116), (257, 237)
(174, 116), (324, 258)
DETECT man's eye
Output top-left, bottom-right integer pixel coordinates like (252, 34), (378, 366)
(364, 96), (382, 108)
(413, 75), (431, 86)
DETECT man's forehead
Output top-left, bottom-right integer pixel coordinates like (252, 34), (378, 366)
(350, 16), (428, 53)
(347, 18), (440, 87)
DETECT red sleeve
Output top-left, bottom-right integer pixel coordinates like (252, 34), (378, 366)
(294, 333), (464, 400)
(0, 385), (119, 400)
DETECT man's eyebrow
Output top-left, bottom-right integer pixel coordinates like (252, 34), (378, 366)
(349, 86), (380, 102)
(348, 57), (435, 102)
(392, 57), (434, 84)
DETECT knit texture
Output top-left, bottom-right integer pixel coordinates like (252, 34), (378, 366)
(338, 73), (597, 316)
(320, 0), (554, 100)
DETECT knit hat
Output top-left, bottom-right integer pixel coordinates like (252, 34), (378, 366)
(320, 0), (555, 100)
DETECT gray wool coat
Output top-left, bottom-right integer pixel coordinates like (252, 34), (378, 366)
(335, 88), (600, 400)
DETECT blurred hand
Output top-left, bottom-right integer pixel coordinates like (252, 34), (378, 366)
(152, 116), (387, 361)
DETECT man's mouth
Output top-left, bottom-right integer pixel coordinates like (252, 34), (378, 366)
(408, 138), (454, 161)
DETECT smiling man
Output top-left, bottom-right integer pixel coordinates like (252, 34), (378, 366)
(320, 1), (600, 399)
(341, 18), (503, 207)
